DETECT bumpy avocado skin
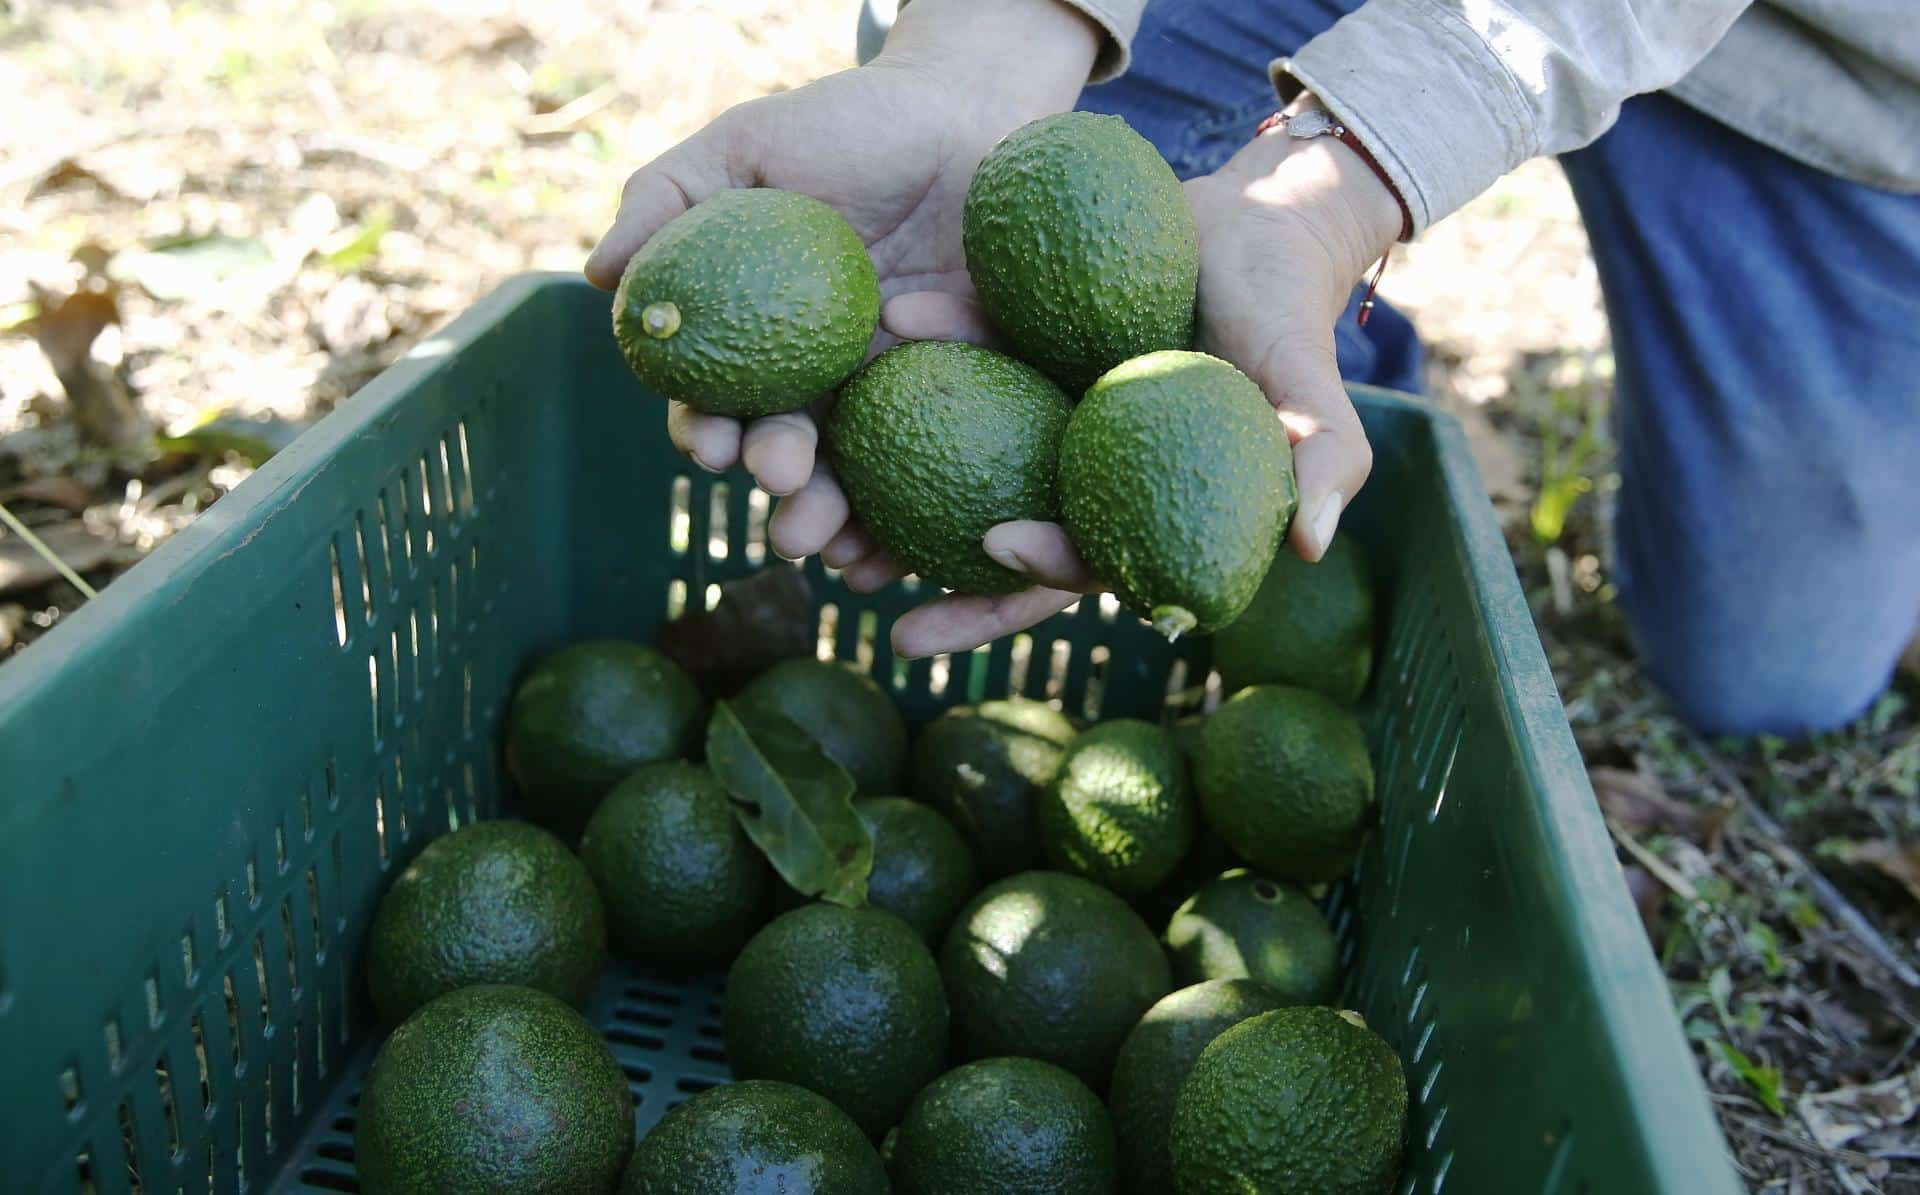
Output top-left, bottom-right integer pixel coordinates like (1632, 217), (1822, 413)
(613, 188), (879, 418)
(1058, 351), (1296, 637)
(964, 112), (1198, 395)
(1194, 685), (1375, 884)
(1170, 1006), (1408, 1194)
(1214, 535), (1377, 704)
(829, 341), (1072, 595)
(1038, 719), (1195, 896)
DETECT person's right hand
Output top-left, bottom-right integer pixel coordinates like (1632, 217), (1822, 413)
(585, 0), (1103, 572)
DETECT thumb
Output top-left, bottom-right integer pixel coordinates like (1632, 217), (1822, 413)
(1249, 334), (1372, 563)
(584, 123), (746, 289)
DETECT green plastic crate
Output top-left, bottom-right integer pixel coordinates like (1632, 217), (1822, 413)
(0, 274), (1737, 1194)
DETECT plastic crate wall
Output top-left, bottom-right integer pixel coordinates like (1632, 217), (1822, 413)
(0, 276), (1738, 1195)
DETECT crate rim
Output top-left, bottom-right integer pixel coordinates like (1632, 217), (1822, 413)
(0, 271), (1735, 1189)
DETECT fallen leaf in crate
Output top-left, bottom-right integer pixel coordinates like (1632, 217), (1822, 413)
(656, 565), (814, 698)
(1796, 1067), (1919, 1151)
(0, 520), (137, 595)
(706, 700), (873, 907)
(1823, 839), (1920, 904)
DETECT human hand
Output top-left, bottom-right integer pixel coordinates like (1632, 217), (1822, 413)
(887, 99), (1405, 658)
(586, 0), (1103, 567)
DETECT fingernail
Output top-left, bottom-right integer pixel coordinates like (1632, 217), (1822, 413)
(1310, 491), (1345, 556)
(985, 543), (1027, 574)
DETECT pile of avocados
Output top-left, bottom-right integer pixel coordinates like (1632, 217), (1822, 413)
(351, 111), (1406, 1194)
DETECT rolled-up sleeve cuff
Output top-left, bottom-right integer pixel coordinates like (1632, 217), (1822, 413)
(1272, 0), (1538, 236)
(1061, 0), (1144, 83)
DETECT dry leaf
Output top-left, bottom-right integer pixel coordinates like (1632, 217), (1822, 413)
(1826, 839), (1920, 904)
(655, 565), (814, 698)
(1620, 862), (1667, 948)
(26, 157), (122, 200)
(26, 282), (149, 452)
(0, 475), (96, 512)
(1591, 765), (1723, 841)
(1796, 1067), (1920, 1151)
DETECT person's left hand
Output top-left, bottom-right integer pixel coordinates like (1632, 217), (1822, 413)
(860, 103), (1407, 658)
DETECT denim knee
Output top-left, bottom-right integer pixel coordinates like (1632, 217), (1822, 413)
(1620, 581), (1904, 738)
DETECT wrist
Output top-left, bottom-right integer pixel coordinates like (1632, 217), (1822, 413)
(874, 0), (1100, 123)
(1218, 109), (1405, 284)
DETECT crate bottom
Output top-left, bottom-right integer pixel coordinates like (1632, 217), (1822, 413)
(274, 963), (730, 1193)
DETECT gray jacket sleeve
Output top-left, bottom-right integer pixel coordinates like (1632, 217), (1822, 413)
(1275, 0), (1752, 234)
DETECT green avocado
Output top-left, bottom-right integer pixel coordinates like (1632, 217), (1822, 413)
(911, 698), (1077, 878)
(1058, 351), (1296, 639)
(355, 985), (633, 1195)
(578, 761), (769, 966)
(768, 796), (979, 943)
(621, 1080), (887, 1194)
(1108, 979), (1293, 1195)
(1213, 534), (1376, 704)
(1170, 1007), (1407, 1194)
(1194, 685), (1374, 885)
(504, 640), (706, 832)
(1038, 719), (1196, 896)
(940, 870), (1170, 1089)
(735, 658), (909, 795)
(851, 796), (980, 942)
(828, 341), (1072, 594)
(963, 112), (1197, 394)
(612, 188), (879, 418)
(887, 1057), (1118, 1194)
(365, 821), (607, 1025)
(724, 904), (949, 1138)
(1164, 869), (1338, 1005)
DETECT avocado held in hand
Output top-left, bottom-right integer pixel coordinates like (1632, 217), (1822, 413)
(1059, 350), (1296, 639)
(613, 188), (880, 418)
(829, 341), (1072, 594)
(964, 111), (1198, 395)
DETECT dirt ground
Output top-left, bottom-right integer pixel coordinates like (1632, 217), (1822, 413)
(2, 1), (1915, 1188)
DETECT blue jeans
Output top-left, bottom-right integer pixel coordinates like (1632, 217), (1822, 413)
(1081, 0), (1920, 736)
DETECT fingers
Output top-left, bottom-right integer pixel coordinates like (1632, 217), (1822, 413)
(585, 129), (739, 289)
(740, 412), (818, 496)
(768, 467), (851, 561)
(981, 522), (1100, 592)
(1250, 338), (1372, 563)
(882, 291), (1002, 347)
(842, 553), (909, 593)
(892, 586), (1083, 659)
(665, 401), (742, 473)
(820, 524), (877, 569)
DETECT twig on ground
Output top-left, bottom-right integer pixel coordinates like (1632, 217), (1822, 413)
(523, 83), (618, 136)
(1690, 732), (1920, 991)
(1607, 815), (1699, 901)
